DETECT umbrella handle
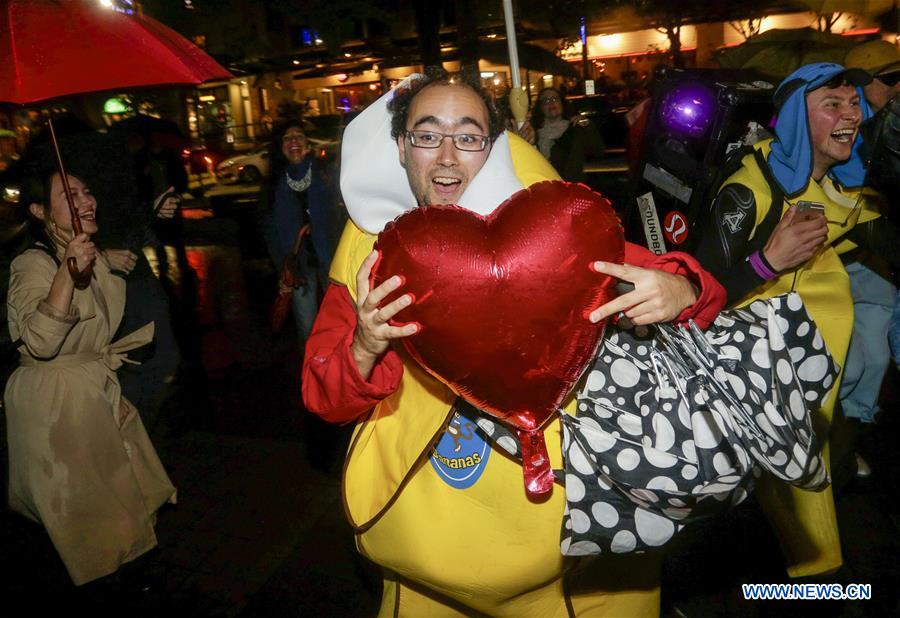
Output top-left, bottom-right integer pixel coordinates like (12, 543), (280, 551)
(66, 257), (92, 289)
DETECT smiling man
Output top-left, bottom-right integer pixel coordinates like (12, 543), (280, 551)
(694, 63), (885, 580)
(302, 71), (725, 616)
(393, 81), (496, 205)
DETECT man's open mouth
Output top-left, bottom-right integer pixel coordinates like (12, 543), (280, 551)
(831, 128), (856, 143)
(432, 176), (461, 189)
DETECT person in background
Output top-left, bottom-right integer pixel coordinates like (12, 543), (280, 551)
(90, 131), (182, 436)
(837, 40), (900, 477)
(519, 87), (604, 183)
(5, 138), (175, 586)
(121, 118), (202, 381)
(261, 122), (336, 350)
(695, 63), (900, 579)
(262, 121), (342, 473)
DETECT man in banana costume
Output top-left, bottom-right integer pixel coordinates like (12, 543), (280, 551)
(303, 71), (724, 616)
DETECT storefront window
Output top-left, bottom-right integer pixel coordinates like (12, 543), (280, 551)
(330, 83), (382, 113)
(194, 86), (232, 146)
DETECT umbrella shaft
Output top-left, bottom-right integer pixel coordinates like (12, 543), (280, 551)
(46, 115), (83, 237)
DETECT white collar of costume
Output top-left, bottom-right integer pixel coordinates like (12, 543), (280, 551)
(340, 74), (524, 234)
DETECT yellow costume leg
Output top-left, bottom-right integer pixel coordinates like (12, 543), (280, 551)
(755, 383), (843, 578)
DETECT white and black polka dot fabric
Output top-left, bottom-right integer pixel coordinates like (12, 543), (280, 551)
(560, 292), (837, 555)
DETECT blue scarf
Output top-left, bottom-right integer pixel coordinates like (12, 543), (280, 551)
(767, 63), (872, 197)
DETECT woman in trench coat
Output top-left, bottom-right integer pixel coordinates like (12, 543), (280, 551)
(4, 154), (176, 585)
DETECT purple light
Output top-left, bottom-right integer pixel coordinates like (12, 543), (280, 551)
(659, 84), (714, 137)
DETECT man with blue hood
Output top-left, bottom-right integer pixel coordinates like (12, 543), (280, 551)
(696, 62), (894, 579)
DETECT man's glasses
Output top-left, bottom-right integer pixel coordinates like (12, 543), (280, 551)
(406, 130), (489, 152)
(877, 71), (900, 87)
(540, 96), (561, 105)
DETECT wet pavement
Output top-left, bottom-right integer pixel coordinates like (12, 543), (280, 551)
(1, 195), (898, 616)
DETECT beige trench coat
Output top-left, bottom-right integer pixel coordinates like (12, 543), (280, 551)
(4, 248), (176, 585)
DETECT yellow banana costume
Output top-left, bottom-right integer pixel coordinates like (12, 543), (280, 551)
(328, 134), (662, 616)
(715, 138), (879, 578)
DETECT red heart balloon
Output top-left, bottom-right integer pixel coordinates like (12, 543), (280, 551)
(374, 181), (623, 495)
(374, 179), (622, 414)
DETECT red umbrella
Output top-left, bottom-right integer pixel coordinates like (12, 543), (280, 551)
(0, 0), (231, 286)
(0, 0), (231, 104)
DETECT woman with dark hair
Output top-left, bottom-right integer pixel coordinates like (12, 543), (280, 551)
(527, 87), (604, 183)
(5, 146), (175, 585)
(261, 121), (336, 347)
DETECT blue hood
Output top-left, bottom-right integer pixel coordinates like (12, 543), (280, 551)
(767, 62), (872, 196)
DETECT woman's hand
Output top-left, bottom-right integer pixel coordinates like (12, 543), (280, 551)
(763, 205), (828, 272)
(515, 120), (536, 145)
(153, 186), (181, 219)
(350, 250), (418, 379)
(65, 233), (96, 272)
(589, 261), (698, 325)
(103, 249), (138, 275)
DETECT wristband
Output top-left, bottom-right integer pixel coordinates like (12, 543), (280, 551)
(747, 250), (778, 281)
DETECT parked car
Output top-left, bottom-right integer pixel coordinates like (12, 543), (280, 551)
(181, 144), (228, 176)
(215, 145), (270, 183)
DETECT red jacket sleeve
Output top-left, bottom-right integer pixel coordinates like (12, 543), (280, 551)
(302, 284), (404, 424)
(624, 242), (726, 329)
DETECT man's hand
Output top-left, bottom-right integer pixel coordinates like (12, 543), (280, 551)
(153, 186), (181, 219)
(350, 251), (418, 379)
(65, 233), (97, 272)
(763, 205), (828, 272)
(103, 249), (138, 275)
(589, 261), (698, 325)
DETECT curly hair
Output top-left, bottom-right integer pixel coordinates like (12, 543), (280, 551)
(267, 119), (309, 180)
(387, 67), (506, 142)
(530, 87), (573, 130)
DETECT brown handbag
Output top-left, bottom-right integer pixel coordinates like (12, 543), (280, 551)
(270, 224), (311, 332)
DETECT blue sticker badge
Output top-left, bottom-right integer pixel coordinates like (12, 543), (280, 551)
(430, 412), (491, 489)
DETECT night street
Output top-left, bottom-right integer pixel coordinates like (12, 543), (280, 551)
(0, 192), (895, 617)
(2, 1), (900, 616)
